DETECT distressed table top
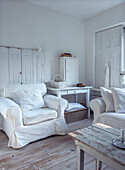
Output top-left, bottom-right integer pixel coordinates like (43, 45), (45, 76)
(68, 123), (125, 169)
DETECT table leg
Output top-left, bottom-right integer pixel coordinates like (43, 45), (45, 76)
(96, 159), (102, 170)
(77, 146), (84, 170)
(86, 89), (90, 118)
(75, 94), (78, 102)
(57, 92), (61, 98)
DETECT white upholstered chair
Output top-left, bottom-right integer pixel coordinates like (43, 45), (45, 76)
(90, 87), (125, 130)
(0, 83), (68, 148)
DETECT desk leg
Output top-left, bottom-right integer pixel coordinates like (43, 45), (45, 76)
(86, 89), (90, 118)
(77, 146), (84, 170)
(96, 159), (102, 170)
(57, 92), (61, 98)
(75, 94), (78, 102)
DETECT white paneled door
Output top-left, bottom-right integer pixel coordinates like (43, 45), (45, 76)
(95, 25), (123, 88)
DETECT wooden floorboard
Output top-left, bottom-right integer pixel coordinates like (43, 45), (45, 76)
(0, 118), (115, 170)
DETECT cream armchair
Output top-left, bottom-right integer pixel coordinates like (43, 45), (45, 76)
(90, 98), (125, 129)
(0, 83), (68, 148)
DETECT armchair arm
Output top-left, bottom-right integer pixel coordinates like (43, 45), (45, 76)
(0, 97), (19, 118)
(7, 106), (23, 129)
(90, 98), (106, 119)
(43, 94), (68, 118)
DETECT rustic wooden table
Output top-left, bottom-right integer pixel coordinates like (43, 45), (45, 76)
(69, 123), (125, 170)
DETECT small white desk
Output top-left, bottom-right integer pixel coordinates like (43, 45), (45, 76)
(47, 86), (92, 118)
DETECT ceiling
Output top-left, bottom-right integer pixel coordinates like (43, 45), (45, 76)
(25, 0), (125, 19)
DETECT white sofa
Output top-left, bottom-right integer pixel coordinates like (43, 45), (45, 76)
(90, 87), (125, 130)
(0, 83), (68, 148)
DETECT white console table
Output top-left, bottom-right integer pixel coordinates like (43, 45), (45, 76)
(47, 86), (92, 118)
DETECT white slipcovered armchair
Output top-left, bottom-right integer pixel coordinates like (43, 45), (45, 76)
(90, 97), (125, 129)
(90, 87), (125, 130)
(0, 83), (68, 148)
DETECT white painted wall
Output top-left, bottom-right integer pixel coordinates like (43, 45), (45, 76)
(0, 0), (85, 83)
(85, 2), (125, 87)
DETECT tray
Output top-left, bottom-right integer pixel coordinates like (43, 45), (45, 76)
(112, 138), (125, 149)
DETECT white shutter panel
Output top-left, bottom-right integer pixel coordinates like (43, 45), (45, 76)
(22, 49), (33, 83)
(9, 48), (21, 84)
(0, 47), (9, 87)
(33, 50), (43, 83)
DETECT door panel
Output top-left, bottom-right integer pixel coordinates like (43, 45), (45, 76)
(22, 49), (33, 84)
(33, 50), (43, 83)
(66, 58), (78, 83)
(95, 25), (122, 88)
(9, 48), (21, 84)
(0, 47), (9, 87)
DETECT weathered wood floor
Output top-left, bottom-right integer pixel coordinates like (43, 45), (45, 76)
(0, 119), (114, 170)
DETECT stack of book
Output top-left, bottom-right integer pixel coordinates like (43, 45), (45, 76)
(60, 53), (72, 57)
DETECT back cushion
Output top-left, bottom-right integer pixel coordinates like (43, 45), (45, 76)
(4, 83), (47, 105)
(100, 87), (115, 112)
(111, 87), (125, 113)
(17, 88), (45, 112)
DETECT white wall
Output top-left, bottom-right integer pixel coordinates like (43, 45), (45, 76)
(85, 2), (125, 87)
(0, 0), (85, 83)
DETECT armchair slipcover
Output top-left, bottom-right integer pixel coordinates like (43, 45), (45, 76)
(90, 98), (125, 129)
(0, 83), (68, 148)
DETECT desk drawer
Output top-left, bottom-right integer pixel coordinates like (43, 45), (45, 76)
(67, 89), (87, 94)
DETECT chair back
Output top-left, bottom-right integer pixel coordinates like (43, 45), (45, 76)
(4, 83), (47, 105)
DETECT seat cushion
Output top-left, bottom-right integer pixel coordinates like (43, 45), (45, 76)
(23, 108), (58, 125)
(93, 112), (125, 129)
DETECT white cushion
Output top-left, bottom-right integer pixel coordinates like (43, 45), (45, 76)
(23, 108), (57, 125)
(111, 88), (125, 113)
(17, 88), (44, 112)
(100, 87), (115, 112)
(65, 103), (86, 112)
